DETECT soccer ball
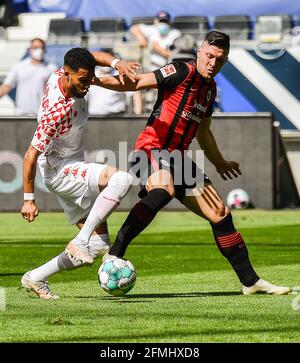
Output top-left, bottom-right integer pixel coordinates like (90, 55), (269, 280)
(226, 188), (250, 209)
(98, 258), (136, 296)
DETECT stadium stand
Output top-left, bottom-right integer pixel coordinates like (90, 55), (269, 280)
(90, 17), (126, 32)
(169, 34), (197, 62)
(214, 15), (251, 40)
(0, 0), (16, 28)
(5, 12), (65, 40)
(89, 17), (126, 47)
(173, 16), (209, 41)
(48, 17), (84, 45)
(255, 15), (293, 43)
(131, 16), (156, 25)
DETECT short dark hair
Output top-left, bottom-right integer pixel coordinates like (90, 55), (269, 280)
(204, 31), (230, 52)
(64, 48), (96, 72)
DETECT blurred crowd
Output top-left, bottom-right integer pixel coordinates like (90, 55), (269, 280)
(0, 10), (199, 116)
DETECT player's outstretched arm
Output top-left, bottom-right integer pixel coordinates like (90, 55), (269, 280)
(93, 72), (158, 92)
(196, 118), (241, 181)
(91, 51), (140, 84)
(21, 145), (40, 223)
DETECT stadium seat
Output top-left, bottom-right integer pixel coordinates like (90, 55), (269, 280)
(214, 15), (251, 40)
(90, 17), (126, 32)
(48, 18), (85, 45)
(173, 16), (209, 41)
(170, 34), (197, 62)
(173, 16), (208, 41)
(255, 15), (293, 43)
(131, 16), (156, 26)
(0, 0), (16, 28)
(89, 17), (127, 47)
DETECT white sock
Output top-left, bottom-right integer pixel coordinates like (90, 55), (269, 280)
(29, 250), (87, 282)
(77, 171), (133, 243)
(30, 256), (60, 282)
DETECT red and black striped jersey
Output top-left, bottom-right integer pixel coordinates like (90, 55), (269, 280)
(135, 61), (216, 154)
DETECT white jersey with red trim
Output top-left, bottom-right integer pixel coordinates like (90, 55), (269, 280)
(31, 67), (88, 178)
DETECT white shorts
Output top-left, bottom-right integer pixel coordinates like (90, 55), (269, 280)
(43, 161), (107, 224)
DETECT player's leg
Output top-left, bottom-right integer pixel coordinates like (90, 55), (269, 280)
(22, 220), (111, 299)
(22, 163), (131, 298)
(66, 165), (133, 263)
(181, 182), (291, 295)
(76, 220), (111, 259)
(108, 169), (174, 258)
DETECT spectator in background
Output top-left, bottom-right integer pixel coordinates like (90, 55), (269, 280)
(88, 65), (143, 116)
(0, 38), (57, 115)
(88, 65), (127, 116)
(130, 10), (181, 71)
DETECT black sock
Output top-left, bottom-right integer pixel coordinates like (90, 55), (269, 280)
(210, 214), (260, 287)
(109, 188), (172, 257)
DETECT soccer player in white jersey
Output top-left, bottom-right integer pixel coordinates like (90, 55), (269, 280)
(20, 48), (139, 299)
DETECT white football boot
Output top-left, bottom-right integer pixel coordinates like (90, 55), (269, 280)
(65, 237), (93, 264)
(88, 238), (111, 260)
(242, 278), (291, 296)
(21, 271), (59, 300)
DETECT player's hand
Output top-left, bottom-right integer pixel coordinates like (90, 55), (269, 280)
(21, 201), (39, 223)
(216, 160), (242, 181)
(114, 60), (140, 84)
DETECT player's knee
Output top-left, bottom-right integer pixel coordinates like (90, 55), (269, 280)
(108, 170), (134, 199)
(99, 166), (118, 186)
(210, 202), (229, 224)
(146, 182), (175, 199)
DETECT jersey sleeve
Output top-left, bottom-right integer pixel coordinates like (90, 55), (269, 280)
(153, 62), (189, 89)
(31, 101), (72, 153)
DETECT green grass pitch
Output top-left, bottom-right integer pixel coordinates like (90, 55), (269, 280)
(0, 210), (300, 342)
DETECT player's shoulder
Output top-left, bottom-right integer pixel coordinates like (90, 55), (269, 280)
(47, 67), (63, 86)
(159, 61), (190, 77)
(54, 66), (64, 77)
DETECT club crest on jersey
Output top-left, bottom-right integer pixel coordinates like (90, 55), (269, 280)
(160, 64), (176, 78)
(207, 90), (212, 101)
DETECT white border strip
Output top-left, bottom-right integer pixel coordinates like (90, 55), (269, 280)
(287, 47), (300, 63)
(229, 48), (300, 130)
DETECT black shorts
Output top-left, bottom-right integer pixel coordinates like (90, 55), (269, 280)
(130, 149), (211, 201)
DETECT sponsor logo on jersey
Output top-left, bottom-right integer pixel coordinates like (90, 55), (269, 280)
(160, 64), (176, 78)
(43, 125), (56, 138)
(194, 101), (207, 113)
(181, 110), (202, 124)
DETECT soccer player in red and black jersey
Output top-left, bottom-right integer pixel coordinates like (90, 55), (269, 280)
(96, 31), (291, 295)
